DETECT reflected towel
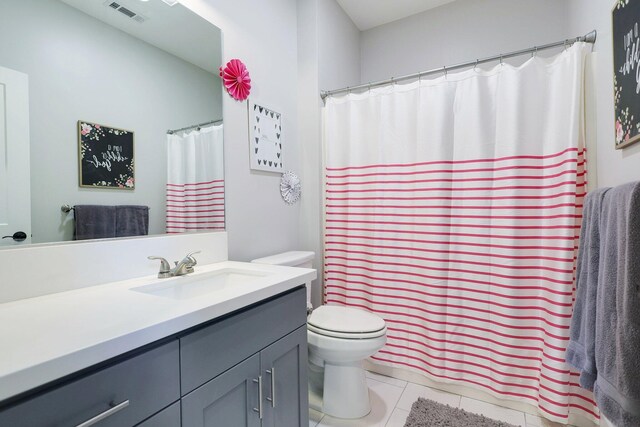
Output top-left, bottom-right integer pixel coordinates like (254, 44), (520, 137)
(74, 205), (116, 240)
(566, 187), (610, 389)
(594, 181), (640, 426)
(115, 205), (149, 237)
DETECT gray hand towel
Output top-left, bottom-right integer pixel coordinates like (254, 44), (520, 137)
(74, 205), (116, 240)
(593, 181), (640, 427)
(115, 205), (149, 237)
(566, 187), (610, 389)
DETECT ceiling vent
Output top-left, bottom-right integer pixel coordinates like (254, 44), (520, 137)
(104, 1), (147, 23)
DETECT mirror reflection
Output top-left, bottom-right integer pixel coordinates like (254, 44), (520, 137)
(0, 0), (224, 245)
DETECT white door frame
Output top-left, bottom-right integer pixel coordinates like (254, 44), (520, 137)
(0, 65), (31, 245)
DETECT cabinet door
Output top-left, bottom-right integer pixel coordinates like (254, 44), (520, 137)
(260, 326), (309, 427)
(182, 353), (262, 427)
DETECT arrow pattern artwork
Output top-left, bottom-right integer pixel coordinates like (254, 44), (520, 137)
(249, 102), (283, 172)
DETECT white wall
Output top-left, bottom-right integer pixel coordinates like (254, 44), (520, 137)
(360, 0), (570, 83)
(568, 0), (640, 188)
(297, 0), (360, 307)
(181, 0), (301, 262)
(0, 0), (221, 243)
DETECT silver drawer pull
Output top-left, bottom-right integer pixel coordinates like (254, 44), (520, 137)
(252, 376), (263, 419)
(266, 368), (276, 407)
(75, 400), (129, 427)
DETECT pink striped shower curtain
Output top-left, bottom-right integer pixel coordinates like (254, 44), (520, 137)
(323, 44), (598, 424)
(166, 124), (225, 233)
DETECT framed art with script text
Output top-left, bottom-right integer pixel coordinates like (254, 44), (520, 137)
(78, 121), (135, 189)
(612, 0), (640, 149)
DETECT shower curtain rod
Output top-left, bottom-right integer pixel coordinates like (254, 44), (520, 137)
(320, 30), (597, 101)
(167, 119), (222, 134)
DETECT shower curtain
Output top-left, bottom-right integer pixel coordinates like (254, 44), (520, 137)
(166, 124), (225, 233)
(323, 44), (597, 423)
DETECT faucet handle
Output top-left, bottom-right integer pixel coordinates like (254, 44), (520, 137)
(186, 251), (201, 265)
(148, 256), (171, 278)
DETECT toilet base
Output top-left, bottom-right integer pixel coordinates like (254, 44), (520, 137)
(308, 363), (324, 412)
(322, 360), (371, 419)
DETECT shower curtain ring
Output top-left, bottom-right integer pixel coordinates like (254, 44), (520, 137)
(443, 66), (447, 77)
(474, 59), (479, 70)
(500, 55), (503, 65)
(564, 39), (569, 50)
(532, 47), (537, 58)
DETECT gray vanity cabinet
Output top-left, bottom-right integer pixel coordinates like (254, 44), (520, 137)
(181, 325), (308, 427)
(179, 288), (307, 395)
(180, 288), (309, 427)
(0, 287), (309, 427)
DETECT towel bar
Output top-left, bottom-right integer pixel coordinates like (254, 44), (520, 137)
(61, 204), (150, 214)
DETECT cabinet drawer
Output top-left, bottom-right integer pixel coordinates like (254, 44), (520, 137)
(136, 402), (180, 427)
(0, 340), (180, 427)
(180, 287), (306, 393)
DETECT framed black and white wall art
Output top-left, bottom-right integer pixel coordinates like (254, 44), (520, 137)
(249, 100), (283, 172)
(612, 0), (640, 149)
(78, 120), (135, 189)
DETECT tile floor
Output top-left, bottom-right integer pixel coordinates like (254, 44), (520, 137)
(309, 371), (566, 427)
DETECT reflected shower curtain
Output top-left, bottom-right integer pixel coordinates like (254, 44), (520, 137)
(166, 124), (225, 233)
(323, 44), (597, 423)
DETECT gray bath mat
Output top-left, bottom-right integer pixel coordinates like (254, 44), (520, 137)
(404, 398), (518, 427)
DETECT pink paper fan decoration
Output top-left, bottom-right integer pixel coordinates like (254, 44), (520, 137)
(219, 59), (251, 101)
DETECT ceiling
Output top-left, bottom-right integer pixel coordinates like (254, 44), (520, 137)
(336, 0), (456, 31)
(60, 0), (221, 75)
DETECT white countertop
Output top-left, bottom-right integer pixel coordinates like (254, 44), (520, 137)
(0, 261), (316, 402)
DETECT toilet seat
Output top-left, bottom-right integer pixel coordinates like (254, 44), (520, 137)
(308, 305), (386, 339)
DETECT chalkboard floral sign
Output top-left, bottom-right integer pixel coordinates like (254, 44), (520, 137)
(78, 121), (135, 189)
(612, 0), (640, 149)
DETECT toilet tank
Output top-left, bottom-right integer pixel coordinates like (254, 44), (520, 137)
(252, 251), (316, 312)
(251, 251), (315, 268)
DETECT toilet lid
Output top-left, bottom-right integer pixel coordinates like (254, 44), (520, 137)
(307, 306), (386, 338)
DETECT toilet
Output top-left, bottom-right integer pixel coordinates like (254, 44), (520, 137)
(251, 251), (387, 419)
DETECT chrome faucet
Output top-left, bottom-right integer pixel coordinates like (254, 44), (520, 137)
(172, 251), (200, 276)
(148, 251), (201, 278)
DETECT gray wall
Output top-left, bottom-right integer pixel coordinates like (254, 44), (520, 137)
(568, 0), (640, 188)
(318, 0), (361, 91)
(360, 0), (571, 83)
(297, 0), (322, 307)
(183, 0), (301, 262)
(359, 0), (640, 191)
(297, 0), (361, 307)
(0, 0), (221, 243)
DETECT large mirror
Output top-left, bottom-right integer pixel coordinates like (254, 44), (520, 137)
(0, 0), (223, 246)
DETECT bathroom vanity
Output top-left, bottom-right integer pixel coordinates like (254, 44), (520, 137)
(0, 257), (315, 427)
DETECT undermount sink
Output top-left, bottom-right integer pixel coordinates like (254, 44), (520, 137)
(131, 268), (271, 300)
